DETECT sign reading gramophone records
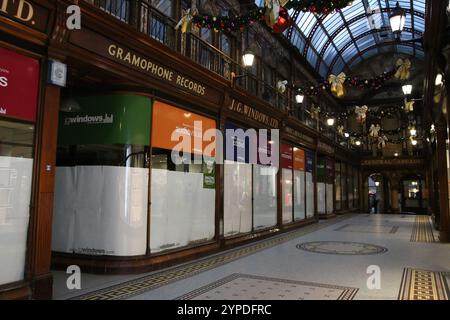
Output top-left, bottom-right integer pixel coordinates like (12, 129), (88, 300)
(285, 126), (315, 145)
(228, 99), (279, 128)
(69, 28), (220, 103)
(0, 0), (50, 32)
(317, 141), (335, 155)
(0, 47), (39, 122)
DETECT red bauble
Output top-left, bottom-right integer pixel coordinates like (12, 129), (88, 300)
(272, 7), (292, 33)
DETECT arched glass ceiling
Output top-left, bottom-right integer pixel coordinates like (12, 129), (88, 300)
(255, 1), (426, 77)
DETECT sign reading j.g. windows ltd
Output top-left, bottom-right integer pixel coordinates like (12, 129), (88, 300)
(0, 47), (39, 122)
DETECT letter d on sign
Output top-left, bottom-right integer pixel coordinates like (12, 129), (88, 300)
(366, 265), (381, 290)
(66, 265), (81, 290)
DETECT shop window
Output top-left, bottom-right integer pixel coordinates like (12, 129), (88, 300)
(335, 162), (342, 210)
(293, 148), (306, 221)
(305, 151), (315, 218)
(0, 47), (39, 286)
(150, 101), (216, 253)
(53, 95), (151, 257)
(253, 165), (277, 230)
(0, 120), (34, 285)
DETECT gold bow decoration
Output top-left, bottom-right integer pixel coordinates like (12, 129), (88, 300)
(395, 58), (411, 81)
(277, 80), (288, 94)
(349, 137), (356, 145)
(355, 105), (368, 124)
(175, 8), (198, 34)
(328, 72), (347, 98)
(378, 135), (388, 149)
(337, 125), (345, 136)
(404, 98), (415, 113)
(369, 124), (381, 139)
(310, 106), (321, 120)
(264, 0), (289, 26)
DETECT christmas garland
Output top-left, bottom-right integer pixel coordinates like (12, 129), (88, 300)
(192, 8), (265, 33)
(185, 0), (353, 33)
(285, 0), (354, 15)
(296, 69), (397, 97)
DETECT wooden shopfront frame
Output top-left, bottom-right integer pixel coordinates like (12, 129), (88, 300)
(0, 0), (59, 299)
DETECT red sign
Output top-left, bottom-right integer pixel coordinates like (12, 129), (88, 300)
(281, 144), (293, 169)
(0, 47), (39, 122)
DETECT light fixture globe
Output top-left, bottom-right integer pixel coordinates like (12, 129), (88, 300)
(402, 84), (413, 95)
(295, 93), (305, 104)
(390, 2), (406, 33)
(327, 118), (335, 126)
(242, 49), (255, 68)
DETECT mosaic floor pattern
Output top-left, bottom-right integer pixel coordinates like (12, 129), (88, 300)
(335, 224), (399, 234)
(176, 274), (359, 300)
(398, 268), (449, 300)
(69, 216), (353, 300)
(410, 216), (436, 243)
(296, 241), (388, 256)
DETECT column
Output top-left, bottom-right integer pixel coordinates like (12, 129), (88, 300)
(28, 84), (61, 298)
(436, 121), (450, 242)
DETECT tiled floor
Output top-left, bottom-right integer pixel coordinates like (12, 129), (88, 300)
(52, 214), (450, 300)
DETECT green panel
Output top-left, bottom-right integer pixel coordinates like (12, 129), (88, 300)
(317, 157), (326, 183)
(203, 157), (216, 189)
(58, 95), (151, 146)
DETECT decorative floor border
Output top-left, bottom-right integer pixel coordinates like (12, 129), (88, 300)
(334, 224), (399, 234)
(176, 274), (359, 300)
(398, 268), (449, 300)
(410, 216), (436, 243)
(70, 215), (354, 300)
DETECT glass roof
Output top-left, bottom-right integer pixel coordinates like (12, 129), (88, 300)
(255, 0), (426, 77)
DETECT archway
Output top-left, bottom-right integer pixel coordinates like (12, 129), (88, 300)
(400, 174), (427, 214)
(367, 173), (388, 214)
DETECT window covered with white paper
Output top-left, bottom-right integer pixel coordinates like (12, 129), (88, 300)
(282, 168), (293, 224)
(253, 165), (277, 230)
(0, 120), (34, 285)
(294, 170), (306, 221)
(223, 160), (252, 237)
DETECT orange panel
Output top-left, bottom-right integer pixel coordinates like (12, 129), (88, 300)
(293, 148), (305, 171)
(152, 101), (216, 156)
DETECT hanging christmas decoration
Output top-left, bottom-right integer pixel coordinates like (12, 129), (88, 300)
(395, 58), (412, 81)
(277, 80), (288, 94)
(355, 105), (368, 124)
(264, 0), (288, 26)
(284, 0), (353, 14)
(328, 72), (347, 98)
(337, 125), (345, 136)
(378, 135), (389, 149)
(176, 8), (198, 33)
(404, 98), (415, 113)
(430, 124), (436, 143)
(310, 105), (321, 120)
(270, 6), (293, 33)
(369, 124), (381, 139)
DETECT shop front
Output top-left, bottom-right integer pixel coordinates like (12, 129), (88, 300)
(0, 0), (60, 299)
(0, 46), (39, 288)
(222, 97), (281, 244)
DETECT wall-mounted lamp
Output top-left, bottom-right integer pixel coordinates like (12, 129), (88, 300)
(231, 49), (255, 83)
